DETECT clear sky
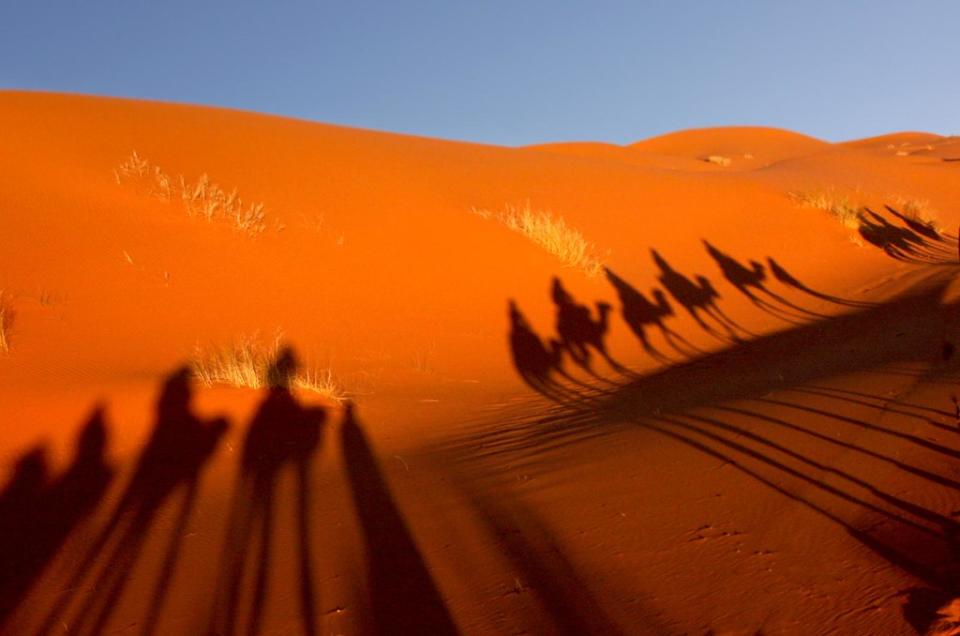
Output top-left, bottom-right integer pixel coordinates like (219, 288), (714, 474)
(1, 1), (957, 146)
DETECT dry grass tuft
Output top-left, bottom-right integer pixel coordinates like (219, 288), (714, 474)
(191, 333), (344, 401)
(790, 188), (943, 235)
(292, 369), (343, 397)
(471, 201), (604, 276)
(889, 194), (942, 231)
(116, 152), (266, 236)
(0, 291), (13, 354)
(788, 189), (863, 229)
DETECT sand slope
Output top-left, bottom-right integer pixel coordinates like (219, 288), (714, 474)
(2, 91), (960, 634)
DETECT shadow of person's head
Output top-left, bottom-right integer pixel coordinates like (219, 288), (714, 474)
(157, 366), (193, 419)
(266, 346), (299, 389)
(75, 407), (109, 465)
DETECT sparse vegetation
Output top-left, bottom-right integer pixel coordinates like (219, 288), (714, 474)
(0, 291), (14, 354)
(115, 151), (266, 236)
(788, 189), (863, 229)
(471, 201), (604, 276)
(191, 333), (344, 401)
(789, 188), (944, 236)
(889, 194), (942, 231)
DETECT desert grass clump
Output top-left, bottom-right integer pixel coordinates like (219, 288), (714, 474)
(471, 201), (604, 277)
(178, 174), (266, 234)
(788, 189), (863, 229)
(0, 291), (13, 354)
(889, 194), (942, 232)
(115, 152), (266, 236)
(191, 333), (344, 401)
(292, 369), (343, 396)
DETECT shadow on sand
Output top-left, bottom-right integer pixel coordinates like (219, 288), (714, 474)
(493, 207), (960, 632)
(0, 409), (114, 627)
(2, 347), (471, 635)
(37, 368), (228, 636)
(341, 401), (458, 635)
(208, 348), (326, 636)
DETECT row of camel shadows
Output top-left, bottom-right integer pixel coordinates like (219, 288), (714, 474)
(1, 349), (458, 636)
(508, 241), (883, 399)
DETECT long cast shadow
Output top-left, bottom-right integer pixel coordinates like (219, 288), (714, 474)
(858, 208), (954, 264)
(0, 410), (113, 628)
(767, 257), (874, 308)
(651, 249), (748, 341)
(341, 402), (458, 635)
(885, 205), (945, 243)
(551, 277), (627, 378)
(508, 299), (576, 401)
(604, 267), (702, 360)
(636, 416), (959, 591)
(39, 368), (227, 636)
(486, 261), (960, 632)
(470, 268), (960, 471)
(208, 348), (326, 636)
(703, 240), (827, 322)
(508, 300), (611, 404)
(652, 409), (960, 633)
(461, 489), (630, 635)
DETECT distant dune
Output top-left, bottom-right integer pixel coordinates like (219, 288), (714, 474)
(2, 91), (960, 635)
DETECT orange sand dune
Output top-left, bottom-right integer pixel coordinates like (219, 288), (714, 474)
(841, 131), (944, 149)
(2, 91), (960, 635)
(629, 125), (829, 163)
(529, 126), (830, 171)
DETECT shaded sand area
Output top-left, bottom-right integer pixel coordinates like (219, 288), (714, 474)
(2, 91), (960, 634)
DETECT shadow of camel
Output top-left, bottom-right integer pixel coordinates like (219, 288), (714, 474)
(551, 277), (627, 377)
(508, 299), (570, 400)
(604, 267), (703, 360)
(651, 249), (747, 341)
(208, 347), (326, 636)
(703, 240), (827, 323)
(38, 367), (228, 636)
(858, 208), (954, 264)
(480, 264), (960, 634)
(0, 409), (114, 627)
(885, 205), (944, 242)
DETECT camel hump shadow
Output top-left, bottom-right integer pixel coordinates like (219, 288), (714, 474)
(704, 240), (765, 292)
(35, 366), (228, 636)
(211, 346), (327, 636)
(550, 277), (621, 373)
(508, 300), (565, 392)
(651, 249), (714, 310)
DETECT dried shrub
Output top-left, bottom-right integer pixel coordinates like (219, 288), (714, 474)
(471, 201), (604, 276)
(116, 152), (266, 236)
(191, 333), (343, 401)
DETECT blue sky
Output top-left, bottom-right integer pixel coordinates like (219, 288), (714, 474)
(1, 1), (956, 145)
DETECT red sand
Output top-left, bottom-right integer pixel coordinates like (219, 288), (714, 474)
(2, 91), (960, 634)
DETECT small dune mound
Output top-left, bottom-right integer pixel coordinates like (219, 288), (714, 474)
(840, 131), (944, 152)
(629, 126), (829, 164)
(526, 127), (827, 169)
